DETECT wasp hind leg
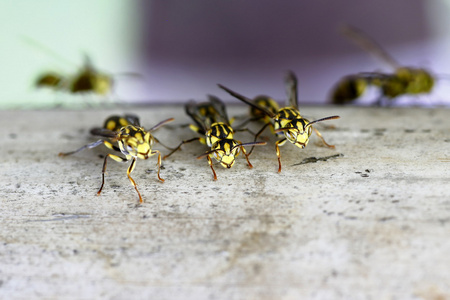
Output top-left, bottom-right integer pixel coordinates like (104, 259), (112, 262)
(126, 157), (143, 203)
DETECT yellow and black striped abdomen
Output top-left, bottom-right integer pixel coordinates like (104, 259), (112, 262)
(103, 116), (132, 132)
(251, 96), (279, 121)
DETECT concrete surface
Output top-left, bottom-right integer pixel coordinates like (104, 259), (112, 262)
(1, 106), (449, 300)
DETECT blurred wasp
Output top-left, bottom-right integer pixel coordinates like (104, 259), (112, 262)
(163, 96), (266, 180)
(59, 114), (174, 203)
(24, 37), (132, 98)
(330, 25), (434, 105)
(36, 55), (114, 96)
(219, 71), (340, 173)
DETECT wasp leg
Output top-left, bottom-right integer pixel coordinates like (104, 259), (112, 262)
(163, 137), (201, 159)
(312, 127), (335, 148)
(58, 139), (105, 156)
(150, 150), (165, 182)
(275, 138), (287, 173)
(206, 155), (218, 181)
(153, 137), (175, 151)
(240, 145), (253, 169)
(233, 116), (261, 130)
(97, 153), (129, 197)
(248, 122), (271, 155)
(126, 157), (143, 203)
(103, 141), (122, 152)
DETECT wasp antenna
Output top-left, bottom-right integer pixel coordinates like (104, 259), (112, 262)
(234, 141), (267, 150)
(217, 84), (276, 118)
(285, 70), (299, 109)
(197, 150), (214, 159)
(149, 118), (175, 131)
(307, 115), (340, 127)
(22, 35), (77, 67)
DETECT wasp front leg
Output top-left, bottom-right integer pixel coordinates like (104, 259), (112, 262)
(126, 157), (143, 203)
(248, 123), (271, 156)
(98, 153), (129, 197)
(312, 127), (335, 148)
(206, 155), (218, 181)
(150, 150), (165, 182)
(275, 138), (287, 173)
(163, 137), (201, 159)
(240, 145), (253, 169)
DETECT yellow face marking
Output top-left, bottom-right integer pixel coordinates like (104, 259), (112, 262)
(117, 126), (154, 158)
(211, 139), (240, 168)
(273, 111), (312, 148)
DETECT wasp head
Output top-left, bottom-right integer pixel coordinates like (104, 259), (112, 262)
(210, 139), (240, 168)
(275, 118), (312, 148)
(119, 126), (154, 159)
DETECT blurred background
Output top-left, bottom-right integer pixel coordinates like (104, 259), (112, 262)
(2, 0), (450, 108)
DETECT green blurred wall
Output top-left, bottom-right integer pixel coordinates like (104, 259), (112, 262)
(0, 1), (140, 109)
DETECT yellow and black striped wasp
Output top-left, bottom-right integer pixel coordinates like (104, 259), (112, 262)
(219, 71), (340, 173)
(59, 114), (174, 203)
(330, 25), (434, 105)
(163, 96), (266, 180)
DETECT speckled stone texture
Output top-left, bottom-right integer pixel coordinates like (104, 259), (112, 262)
(1, 106), (449, 299)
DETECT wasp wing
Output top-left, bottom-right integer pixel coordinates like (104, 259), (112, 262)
(123, 114), (141, 126)
(340, 24), (400, 69)
(208, 95), (230, 125)
(90, 127), (118, 138)
(218, 84), (276, 118)
(285, 71), (299, 109)
(185, 100), (208, 133)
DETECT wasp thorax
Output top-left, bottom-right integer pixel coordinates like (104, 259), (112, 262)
(206, 123), (234, 147)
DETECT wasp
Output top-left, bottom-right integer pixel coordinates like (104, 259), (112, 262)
(330, 25), (434, 105)
(59, 114), (174, 203)
(163, 96), (266, 180)
(24, 36), (116, 97)
(36, 55), (114, 96)
(218, 71), (340, 173)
